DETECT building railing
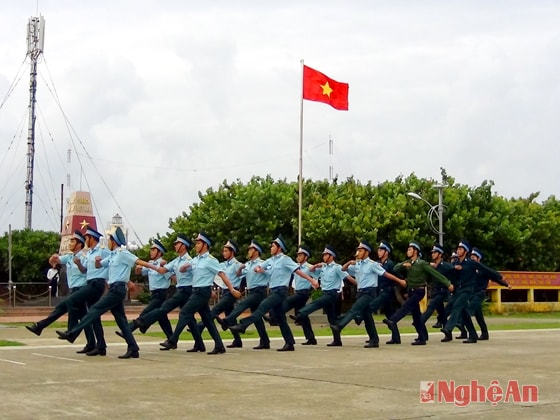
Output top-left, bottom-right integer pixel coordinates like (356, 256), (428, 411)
(0, 282), (147, 308)
(487, 271), (560, 313)
(3, 272), (560, 313)
(0, 282), (54, 307)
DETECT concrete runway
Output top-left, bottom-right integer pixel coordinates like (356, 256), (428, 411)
(1, 324), (558, 419)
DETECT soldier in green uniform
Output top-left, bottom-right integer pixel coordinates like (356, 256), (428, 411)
(383, 241), (453, 345)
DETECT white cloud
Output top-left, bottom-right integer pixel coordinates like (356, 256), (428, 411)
(1, 0), (559, 243)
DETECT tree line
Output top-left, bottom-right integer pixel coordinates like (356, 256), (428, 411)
(2, 172), (559, 284)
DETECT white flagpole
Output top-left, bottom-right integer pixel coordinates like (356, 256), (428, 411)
(298, 59), (304, 245)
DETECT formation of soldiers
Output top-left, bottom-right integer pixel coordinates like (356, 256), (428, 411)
(24, 227), (511, 358)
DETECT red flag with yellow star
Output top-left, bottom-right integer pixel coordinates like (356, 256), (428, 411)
(302, 65), (349, 110)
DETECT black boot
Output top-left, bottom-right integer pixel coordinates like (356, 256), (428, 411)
(277, 343), (295, 352)
(455, 325), (467, 339)
(440, 328), (452, 342)
(25, 323), (43, 336)
(118, 349), (139, 359)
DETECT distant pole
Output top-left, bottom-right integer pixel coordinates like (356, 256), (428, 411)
(24, 15), (45, 229)
(298, 59), (305, 244)
(8, 224), (13, 284)
(8, 224), (13, 305)
(60, 183), (64, 233)
(407, 183), (446, 246)
(329, 135), (333, 180)
(437, 184), (444, 246)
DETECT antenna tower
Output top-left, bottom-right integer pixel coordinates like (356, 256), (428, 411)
(24, 15), (45, 229)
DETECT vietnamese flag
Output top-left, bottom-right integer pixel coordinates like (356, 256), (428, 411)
(302, 65), (349, 110)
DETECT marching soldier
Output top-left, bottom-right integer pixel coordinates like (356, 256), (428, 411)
(468, 247), (511, 340)
(198, 240), (243, 348)
(160, 232), (241, 354)
(118, 234), (194, 348)
(229, 235), (319, 351)
(294, 245), (352, 346)
(441, 240), (502, 344)
(25, 230), (97, 353)
(383, 241), (453, 345)
(216, 240), (271, 350)
(420, 243), (455, 329)
(132, 239), (174, 340)
(57, 228), (153, 359)
(330, 240), (405, 348)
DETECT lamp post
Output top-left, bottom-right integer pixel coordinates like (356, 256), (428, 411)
(407, 184), (446, 246)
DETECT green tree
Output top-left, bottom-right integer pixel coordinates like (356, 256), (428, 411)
(0, 230), (61, 283)
(149, 173), (560, 272)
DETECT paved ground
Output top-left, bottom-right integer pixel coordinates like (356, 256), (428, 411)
(1, 318), (558, 419)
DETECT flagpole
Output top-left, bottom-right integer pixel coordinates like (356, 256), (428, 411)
(298, 59), (304, 245)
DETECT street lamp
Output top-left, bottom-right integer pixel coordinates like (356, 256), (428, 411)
(407, 184), (446, 245)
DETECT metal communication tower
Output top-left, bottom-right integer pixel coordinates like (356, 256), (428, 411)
(24, 15), (45, 229)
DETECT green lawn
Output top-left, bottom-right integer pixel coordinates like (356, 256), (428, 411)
(6, 313), (559, 342)
(0, 340), (25, 347)
(4, 312), (560, 345)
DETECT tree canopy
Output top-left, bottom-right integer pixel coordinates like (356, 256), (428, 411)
(0, 229), (60, 284)
(2, 172), (559, 285)
(163, 173), (560, 271)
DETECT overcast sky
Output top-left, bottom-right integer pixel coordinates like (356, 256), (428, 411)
(1, 1), (559, 244)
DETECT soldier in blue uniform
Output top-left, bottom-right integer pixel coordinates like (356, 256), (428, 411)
(132, 239), (174, 340)
(197, 240), (242, 348)
(160, 232), (241, 354)
(229, 235), (319, 351)
(284, 245), (318, 345)
(25, 230), (97, 353)
(62, 227), (110, 356)
(420, 244), (455, 330)
(330, 240), (406, 347)
(374, 240), (398, 318)
(216, 240), (271, 350)
(117, 233), (194, 349)
(294, 245), (352, 346)
(354, 241), (400, 332)
(468, 247), (511, 340)
(57, 227), (153, 359)
(441, 240), (503, 344)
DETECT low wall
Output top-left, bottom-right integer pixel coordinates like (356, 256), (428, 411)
(487, 271), (560, 313)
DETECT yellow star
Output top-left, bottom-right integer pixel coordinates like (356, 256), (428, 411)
(79, 219), (90, 230)
(320, 81), (333, 97)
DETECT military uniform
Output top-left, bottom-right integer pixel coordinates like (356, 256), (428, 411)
(65, 228), (109, 354)
(229, 235), (315, 351)
(135, 240), (174, 339)
(57, 228), (140, 359)
(331, 241), (386, 347)
(296, 246), (347, 346)
(385, 242), (451, 345)
(421, 244), (457, 329)
(198, 241), (242, 347)
(281, 246), (316, 343)
(355, 241), (399, 327)
(219, 240), (270, 349)
(467, 247), (509, 340)
(133, 235), (194, 337)
(25, 231), (96, 351)
(162, 233), (229, 354)
(442, 241), (498, 344)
